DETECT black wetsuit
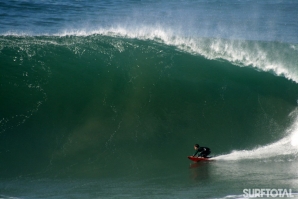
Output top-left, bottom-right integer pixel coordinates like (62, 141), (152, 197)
(193, 147), (211, 158)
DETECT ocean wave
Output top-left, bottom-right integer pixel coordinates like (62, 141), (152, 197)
(1, 33), (298, 177)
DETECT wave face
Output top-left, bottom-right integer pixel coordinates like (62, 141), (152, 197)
(1, 34), (298, 178)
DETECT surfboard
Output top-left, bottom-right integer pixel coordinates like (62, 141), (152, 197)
(188, 156), (213, 162)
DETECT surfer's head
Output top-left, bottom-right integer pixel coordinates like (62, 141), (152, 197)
(194, 144), (199, 149)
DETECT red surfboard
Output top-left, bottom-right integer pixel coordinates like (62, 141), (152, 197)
(188, 156), (214, 162)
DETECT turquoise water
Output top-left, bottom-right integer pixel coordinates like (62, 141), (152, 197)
(1, 1), (298, 198)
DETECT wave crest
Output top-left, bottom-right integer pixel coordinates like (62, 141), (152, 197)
(55, 26), (298, 83)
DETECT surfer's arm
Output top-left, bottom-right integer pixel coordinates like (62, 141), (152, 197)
(193, 150), (199, 157)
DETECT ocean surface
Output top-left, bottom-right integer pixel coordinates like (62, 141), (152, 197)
(1, 0), (298, 198)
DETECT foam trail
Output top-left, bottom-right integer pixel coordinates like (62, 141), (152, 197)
(215, 110), (298, 161)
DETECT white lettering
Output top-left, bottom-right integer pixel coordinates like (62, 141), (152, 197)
(255, 189), (260, 197)
(243, 188), (294, 198)
(243, 189), (249, 197)
(271, 189), (278, 197)
(265, 189), (271, 197)
(260, 189), (266, 197)
(281, 189), (287, 197)
(289, 189), (294, 198)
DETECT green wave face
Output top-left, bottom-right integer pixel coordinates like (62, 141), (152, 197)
(1, 35), (298, 178)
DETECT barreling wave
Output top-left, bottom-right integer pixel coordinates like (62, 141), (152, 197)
(1, 30), (298, 177)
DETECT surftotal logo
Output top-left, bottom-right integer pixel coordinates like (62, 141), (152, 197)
(243, 189), (294, 198)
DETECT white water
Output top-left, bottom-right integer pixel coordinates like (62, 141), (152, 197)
(215, 109), (298, 161)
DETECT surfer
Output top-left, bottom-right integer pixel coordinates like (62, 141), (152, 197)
(192, 144), (211, 158)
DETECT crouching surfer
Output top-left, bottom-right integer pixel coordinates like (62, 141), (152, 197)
(192, 144), (211, 158)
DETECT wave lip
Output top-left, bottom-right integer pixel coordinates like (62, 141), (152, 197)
(2, 25), (298, 83)
(52, 26), (298, 83)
